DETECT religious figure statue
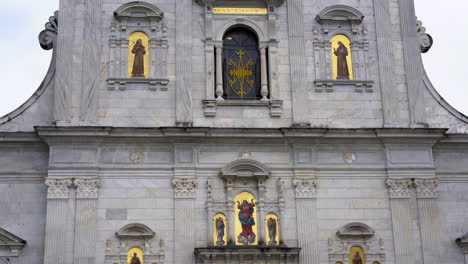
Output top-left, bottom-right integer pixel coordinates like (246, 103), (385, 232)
(130, 253), (141, 264)
(334, 41), (350, 79)
(215, 217), (225, 246)
(131, 39), (146, 77)
(352, 252), (363, 264)
(267, 217), (277, 245)
(237, 199), (256, 245)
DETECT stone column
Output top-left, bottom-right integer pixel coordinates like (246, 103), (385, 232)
(259, 44), (269, 101)
(293, 177), (318, 264)
(287, 0), (309, 126)
(278, 178), (286, 245)
(73, 177), (100, 264)
(414, 178), (442, 264)
(175, 0), (193, 125)
(44, 177), (73, 264)
(373, 0), (400, 126)
(173, 178), (197, 264)
(207, 178), (214, 246)
(215, 44), (224, 100)
(386, 178), (415, 264)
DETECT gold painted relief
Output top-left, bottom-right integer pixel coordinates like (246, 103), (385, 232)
(213, 7), (267, 14)
(349, 246), (366, 264)
(128, 32), (150, 78)
(235, 192), (258, 245)
(213, 213), (227, 246)
(127, 247), (144, 264)
(331, 34), (354, 80)
(265, 213), (279, 245)
(228, 49), (254, 97)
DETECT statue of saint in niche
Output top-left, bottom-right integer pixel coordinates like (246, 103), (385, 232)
(237, 199), (256, 245)
(130, 253), (141, 264)
(267, 217), (277, 245)
(215, 217), (225, 246)
(131, 39), (146, 77)
(352, 252), (363, 264)
(334, 41), (350, 79)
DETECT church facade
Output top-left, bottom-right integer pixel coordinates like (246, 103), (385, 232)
(1, 0), (468, 264)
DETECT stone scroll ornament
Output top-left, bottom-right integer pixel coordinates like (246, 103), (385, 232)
(417, 20), (433, 53)
(39, 11), (58, 50)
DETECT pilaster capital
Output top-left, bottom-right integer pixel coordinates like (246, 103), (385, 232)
(292, 177), (318, 199)
(386, 178), (412, 199)
(75, 177), (101, 199)
(45, 177), (73, 199)
(173, 178), (198, 199)
(414, 178), (439, 199)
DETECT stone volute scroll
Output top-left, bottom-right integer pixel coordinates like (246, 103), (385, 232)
(39, 11), (59, 50)
(313, 5), (374, 92)
(108, 2), (169, 91)
(417, 20), (433, 53)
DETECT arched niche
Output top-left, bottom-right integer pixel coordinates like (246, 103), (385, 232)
(265, 213), (279, 245)
(106, 223), (164, 264)
(114, 1), (164, 25)
(336, 222), (375, 239)
(316, 5), (364, 27)
(215, 19), (267, 43)
(213, 213), (227, 246)
(331, 34), (354, 80)
(220, 158), (270, 180)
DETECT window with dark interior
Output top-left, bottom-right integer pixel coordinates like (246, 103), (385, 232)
(222, 27), (261, 100)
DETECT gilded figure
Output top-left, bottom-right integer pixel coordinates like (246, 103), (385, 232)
(237, 199), (256, 245)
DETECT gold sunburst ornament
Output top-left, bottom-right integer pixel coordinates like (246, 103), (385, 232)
(228, 49), (254, 97)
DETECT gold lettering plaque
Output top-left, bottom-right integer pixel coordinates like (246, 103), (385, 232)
(213, 7), (267, 14)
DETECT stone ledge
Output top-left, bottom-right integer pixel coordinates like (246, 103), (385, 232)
(202, 99), (283, 117)
(107, 78), (169, 91)
(195, 246), (300, 264)
(314, 79), (374, 93)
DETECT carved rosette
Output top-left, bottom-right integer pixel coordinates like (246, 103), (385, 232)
(414, 178), (439, 199)
(75, 177), (101, 199)
(386, 178), (412, 199)
(292, 178), (318, 199)
(173, 178), (198, 199)
(45, 177), (73, 199)
(39, 11), (59, 50)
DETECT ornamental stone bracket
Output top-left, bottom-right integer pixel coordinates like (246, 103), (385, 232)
(417, 20), (433, 53)
(75, 177), (101, 199)
(172, 178), (198, 199)
(39, 11), (58, 50)
(292, 177), (318, 199)
(386, 178), (439, 199)
(202, 99), (283, 118)
(0, 227), (27, 258)
(44, 177), (73, 199)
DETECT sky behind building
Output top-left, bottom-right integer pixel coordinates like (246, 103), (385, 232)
(0, 0), (466, 117)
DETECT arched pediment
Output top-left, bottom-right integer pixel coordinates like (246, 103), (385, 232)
(316, 5), (364, 24)
(116, 223), (156, 239)
(114, 1), (164, 21)
(220, 159), (270, 179)
(336, 222), (375, 238)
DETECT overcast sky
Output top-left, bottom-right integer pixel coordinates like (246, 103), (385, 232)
(0, 0), (466, 117)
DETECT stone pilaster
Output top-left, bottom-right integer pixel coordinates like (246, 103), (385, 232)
(54, 0), (76, 123)
(414, 178), (442, 264)
(398, 0), (426, 126)
(173, 177), (197, 263)
(293, 177), (318, 264)
(44, 177), (73, 264)
(386, 178), (415, 264)
(73, 177), (100, 264)
(373, 0), (400, 126)
(287, 0), (309, 126)
(175, 0), (193, 125)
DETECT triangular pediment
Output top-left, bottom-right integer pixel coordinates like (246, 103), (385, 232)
(0, 228), (26, 257)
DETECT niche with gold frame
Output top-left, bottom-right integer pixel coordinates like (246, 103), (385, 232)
(213, 213), (227, 246)
(127, 247), (144, 264)
(235, 192), (258, 246)
(349, 246), (366, 264)
(128, 32), (150, 78)
(265, 213), (280, 245)
(331, 34), (354, 80)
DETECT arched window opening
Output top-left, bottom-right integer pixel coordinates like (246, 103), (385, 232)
(222, 28), (262, 100)
(331, 34), (354, 80)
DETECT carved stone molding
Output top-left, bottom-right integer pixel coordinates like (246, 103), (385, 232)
(386, 178), (412, 199)
(202, 99), (283, 117)
(292, 177), (318, 199)
(39, 11), (58, 50)
(456, 233), (468, 255)
(44, 177), (73, 199)
(75, 177), (101, 199)
(417, 20), (433, 53)
(195, 0), (286, 7)
(173, 178), (198, 199)
(414, 178), (439, 199)
(0, 228), (27, 257)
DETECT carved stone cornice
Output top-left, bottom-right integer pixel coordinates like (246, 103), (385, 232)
(39, 11), (58, 50)
(414, 178), (439, 199)
(386, 178), (412, 199)
(75, 177), (101, 199)
(196, 0), (286, 7)
(173, 178), (198, 199)
(292, 177), (318, 199)
(45, 177), (73, 199)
